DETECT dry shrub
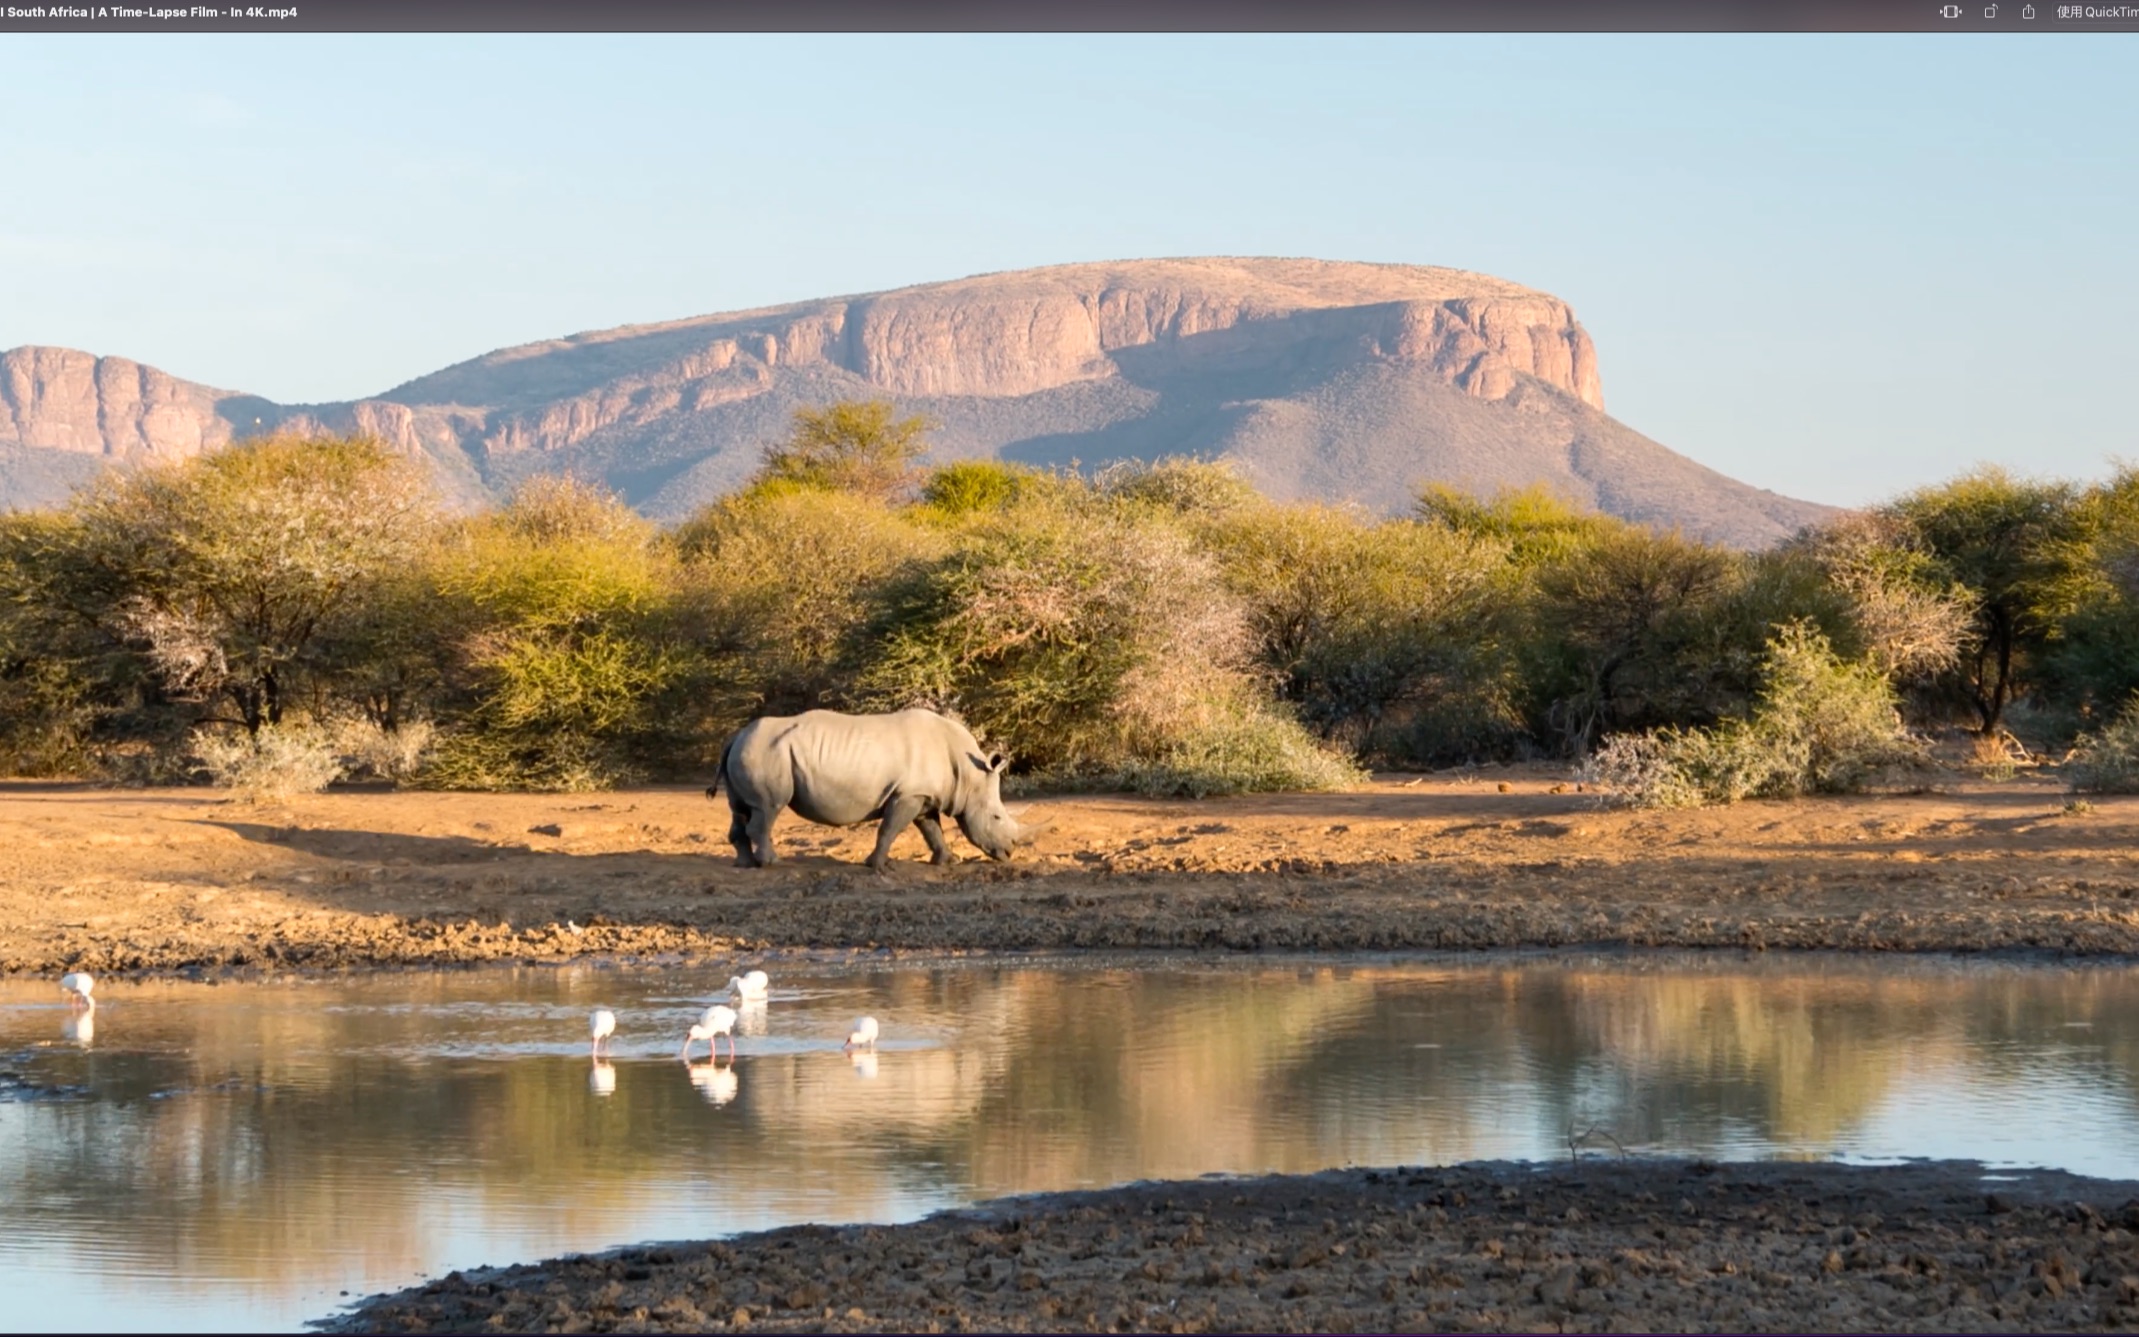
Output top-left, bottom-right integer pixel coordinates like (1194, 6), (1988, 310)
(2064, 699), (2139, 793)
(192, 722), (345, 802)
(1787, 510), (1973, 681)
(331, 714), (435, 782)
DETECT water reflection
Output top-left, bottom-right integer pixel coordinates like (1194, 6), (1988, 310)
(686, 1060), (739, 1106)
(1, 953), (2137, 1333)
(62, 1010), (94, 1046)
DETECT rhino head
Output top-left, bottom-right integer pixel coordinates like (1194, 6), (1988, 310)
(957, 752), (1051, 861)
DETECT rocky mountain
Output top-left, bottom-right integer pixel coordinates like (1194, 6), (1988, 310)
(0, 257), (1831, 545)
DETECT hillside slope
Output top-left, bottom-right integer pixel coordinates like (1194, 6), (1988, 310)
(0, 258), (1829, 544)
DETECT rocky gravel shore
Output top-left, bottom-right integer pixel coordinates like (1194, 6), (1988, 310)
(325, 1159), (2139, 1334)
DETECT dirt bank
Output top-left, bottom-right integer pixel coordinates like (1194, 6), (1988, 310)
(325, 1158), (2139, 1334)
(8, 768), (2139, 977)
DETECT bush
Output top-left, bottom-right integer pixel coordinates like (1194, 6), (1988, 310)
(915, 460), (1077, 520)
(1105, 691), (1364, 798)
(192, 721), (345, 802)
(331, 714), (434, 783)
(420, 479), (694, 790)
(752, 400), (933, 502)
(672, 486), (941, 721)
(61, 434), (436, 735)
(1097, 457), (1264, 520)
(2064, 698), (2139, 793)
(857, 496), (1355, 794)
(1525, 522), (1747, 753)
(1197, 501), (1516, 763)
(1586, 622), (1924, 808)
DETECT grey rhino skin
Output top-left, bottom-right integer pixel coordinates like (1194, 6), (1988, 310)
(711, 709), (1038, 872)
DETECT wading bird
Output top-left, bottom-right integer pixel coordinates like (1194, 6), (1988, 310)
(726, 970), (770, 1002)
(682, 1004), (739, 1061)
(844, 1015), (879, 1052)
(59, 972), (94, 1009)
(589, 1008), (617, 1057)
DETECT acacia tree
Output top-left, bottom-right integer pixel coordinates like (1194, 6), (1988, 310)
(752, 400), (934, 502)
(62, 434), (435, 735)
(1884, 467), (2093, 734)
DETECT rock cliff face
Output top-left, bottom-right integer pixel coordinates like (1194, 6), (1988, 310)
(0, 257), (1826, 545)
(0, 346), (243, 459)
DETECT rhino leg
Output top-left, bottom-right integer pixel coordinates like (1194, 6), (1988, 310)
(916, 813), (959, 866)
(746, 804), (780, 867)
(726, 798), (756, 868)
(867, 795), (929, 872)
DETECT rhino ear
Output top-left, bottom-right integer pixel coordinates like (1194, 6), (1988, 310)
(988, 753), (1007, 773)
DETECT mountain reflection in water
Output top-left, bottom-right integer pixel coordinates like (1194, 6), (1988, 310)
(1, 952), (2136, 1333)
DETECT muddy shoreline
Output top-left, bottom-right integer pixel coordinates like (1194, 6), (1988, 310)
(7, 773), (2139, 978)
(323, 1158), (2139, 1334)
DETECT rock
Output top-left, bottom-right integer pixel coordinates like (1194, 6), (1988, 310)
(0, 258), (1833, 547)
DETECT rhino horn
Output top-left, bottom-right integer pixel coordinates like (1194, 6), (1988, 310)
(1010, 811), (1055, 845)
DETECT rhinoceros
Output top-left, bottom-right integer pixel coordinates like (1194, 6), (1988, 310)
(710, 709), (1047, 871)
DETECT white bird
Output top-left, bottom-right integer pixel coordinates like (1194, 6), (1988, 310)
(682, 1003), (739, 1061)
(59, 972), (94, 1010)
(726, 970), (770, 1002)
(844, 1015), (879, 1051)
(588, 1061), (617, 1097)
(589, 1008), (617, 1057)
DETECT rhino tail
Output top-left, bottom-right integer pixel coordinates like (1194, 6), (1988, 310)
(707, 733), (737, 802)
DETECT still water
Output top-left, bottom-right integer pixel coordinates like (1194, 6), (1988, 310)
(4, 952), (2139, 1332)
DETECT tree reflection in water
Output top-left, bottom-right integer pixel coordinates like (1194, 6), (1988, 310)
(1, 953), (2136, 1333)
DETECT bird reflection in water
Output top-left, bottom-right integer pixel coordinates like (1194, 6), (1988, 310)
(688, 1060), (739, 1107)
(734, 998), (769, 1037)
(62, 1010), (94, 1046)
(588, 1060), (617, 1097)
(848, 1049), (879, 1080)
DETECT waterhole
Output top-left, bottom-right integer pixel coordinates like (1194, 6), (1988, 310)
(3, 951), (2137, 1331)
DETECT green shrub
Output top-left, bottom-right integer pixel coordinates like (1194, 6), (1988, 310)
(420, 479), (694, 790)
(857, 497), (1354, 794)
(673, 486), (942, 721)
(1586, 622), (1924, 808)
(62, 434), (437, 736)
(1198, 501), (1516, 763)
(1097, 457), (1264, 520)
(1105, 691), (1364, 798)
(915, 459), (1076, 520)
(752, 400), (933, 502)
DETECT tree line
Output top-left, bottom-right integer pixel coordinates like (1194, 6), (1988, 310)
(3, 398), (2136, 803)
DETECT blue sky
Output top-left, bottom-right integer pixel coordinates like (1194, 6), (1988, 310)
(1, 33), (2133, 505)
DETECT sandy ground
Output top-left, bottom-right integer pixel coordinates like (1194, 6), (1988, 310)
(327, 1158), (2139, 1334)
(6, 767), (2139, 977)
